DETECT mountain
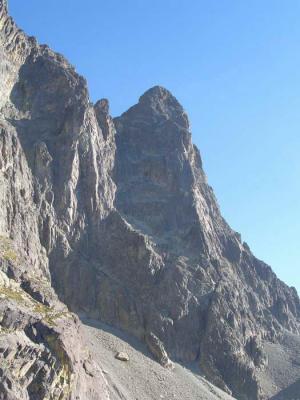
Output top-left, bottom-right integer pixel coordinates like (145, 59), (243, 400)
(0, 1), (299, 399)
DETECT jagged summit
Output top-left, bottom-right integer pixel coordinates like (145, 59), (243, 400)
(95, 98), (110, 114)
(139, 85), (181, 107)
(117, 85), (190, 131)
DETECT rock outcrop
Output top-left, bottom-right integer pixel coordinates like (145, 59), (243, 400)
(0, 247), (109, 400)
(0, 1), (110, 398)
(0, 1), (299, 399)
(112, 86), (300, 399)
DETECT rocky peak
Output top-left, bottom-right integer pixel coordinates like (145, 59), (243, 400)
(0, 4), (300, 400)
(95, 98), (110, 115)
(117, 85), (190, 132)
(139, 85), (185, 114)
(94, 98), (115, 141)
(113, 86), (300, 398)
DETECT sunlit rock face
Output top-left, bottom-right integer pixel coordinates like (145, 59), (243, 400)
(0, 1), (111, 398)
(0, 1), (299, 399)
(113, 86), (300, 398)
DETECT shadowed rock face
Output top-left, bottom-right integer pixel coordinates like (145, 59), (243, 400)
(0, 1), (299, 399)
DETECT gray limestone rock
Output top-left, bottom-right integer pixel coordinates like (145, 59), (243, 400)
(115, 352), (130, 362)
(0, 1), (110, 398)
(0, 1), (299, 399)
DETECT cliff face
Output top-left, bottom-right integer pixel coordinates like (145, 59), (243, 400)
(0, 1), (299, 399)
(0, 1), (111, 399)
(113, 87), (300, 398)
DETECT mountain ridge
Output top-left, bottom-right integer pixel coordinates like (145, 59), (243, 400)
(0, 1), (299, 399)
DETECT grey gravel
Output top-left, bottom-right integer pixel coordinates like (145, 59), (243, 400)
(82, 319), (236, 400)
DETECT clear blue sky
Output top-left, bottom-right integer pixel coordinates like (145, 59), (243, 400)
(9, 0), (300, 293)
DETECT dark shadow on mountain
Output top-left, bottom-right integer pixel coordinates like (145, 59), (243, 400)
(81, 317), (153, 358)
(271, 379), (300, 400)
(81, 316), (202, 374)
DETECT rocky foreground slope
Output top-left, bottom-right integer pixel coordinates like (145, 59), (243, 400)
(0, 1), (300, 399)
